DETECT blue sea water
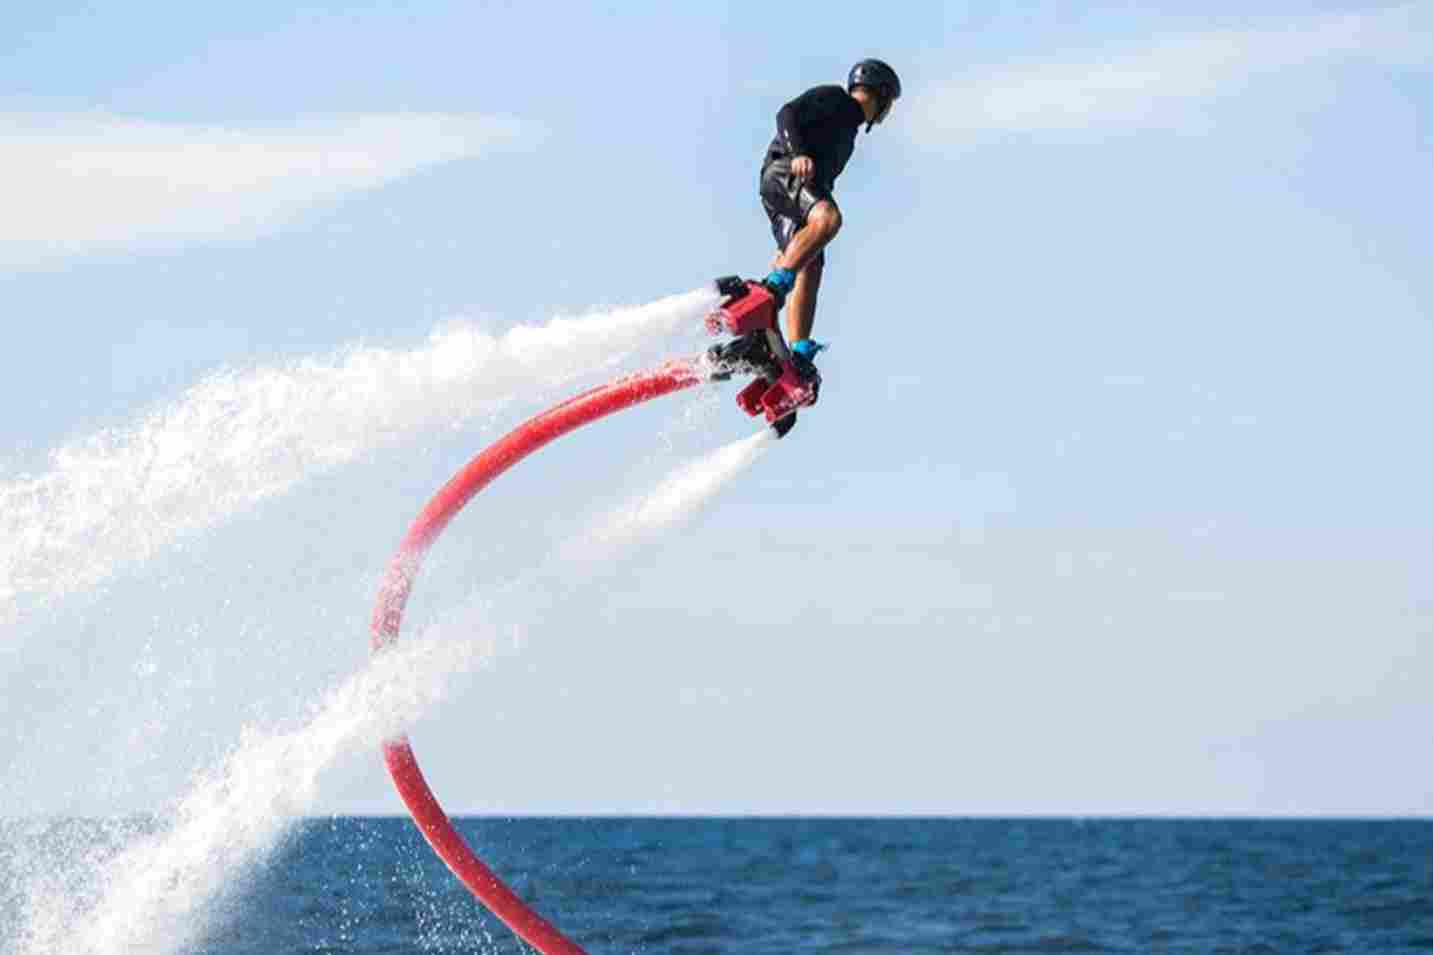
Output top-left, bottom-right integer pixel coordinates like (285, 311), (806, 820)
(7, 818), (1433, 953)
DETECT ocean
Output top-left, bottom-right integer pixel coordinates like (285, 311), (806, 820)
(10, 817), (1424, 954)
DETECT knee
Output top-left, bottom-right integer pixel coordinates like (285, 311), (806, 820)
(809, 203), (842, 239)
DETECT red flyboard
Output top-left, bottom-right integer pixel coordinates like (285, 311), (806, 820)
(704, 277), (818, 431)
(706, 278), (778, 336)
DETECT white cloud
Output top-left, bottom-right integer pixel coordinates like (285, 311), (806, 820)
(912, 3), (1433, 139)
(0, 112), (528, 267)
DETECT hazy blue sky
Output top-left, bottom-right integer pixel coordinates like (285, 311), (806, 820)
(2, 2), (1430, 816)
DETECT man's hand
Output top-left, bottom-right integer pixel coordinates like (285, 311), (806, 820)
(791, 155), (814, 180)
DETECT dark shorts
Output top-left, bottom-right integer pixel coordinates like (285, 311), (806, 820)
(760, 157), (835, 252)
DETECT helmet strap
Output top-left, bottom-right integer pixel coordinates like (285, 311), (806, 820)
(866, 94), (892, 132)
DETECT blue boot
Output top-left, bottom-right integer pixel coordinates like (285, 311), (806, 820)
(790, 338), (826, 361)
(761, 268), (796, 309)
(788, 338), (825, 384)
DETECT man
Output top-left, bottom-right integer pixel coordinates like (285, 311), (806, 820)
(759, 58), (902, 368)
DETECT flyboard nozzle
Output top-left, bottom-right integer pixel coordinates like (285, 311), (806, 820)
(705, 276), (778, 337)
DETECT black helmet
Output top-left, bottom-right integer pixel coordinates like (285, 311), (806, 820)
(848, 58), (902, 103)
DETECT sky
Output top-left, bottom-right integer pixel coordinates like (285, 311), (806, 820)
(1, 1), (1431, 818)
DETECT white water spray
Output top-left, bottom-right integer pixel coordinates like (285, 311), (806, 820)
(2, 282), (786, 955)
(9, 425), (776, 955)
(571, 429), (776, 560)
(0, 287), (718, 626)
(16, 627), (499, 955)
(10, 430), (774, 955)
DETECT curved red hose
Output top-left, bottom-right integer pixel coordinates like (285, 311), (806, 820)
(370, 359), (705, 954)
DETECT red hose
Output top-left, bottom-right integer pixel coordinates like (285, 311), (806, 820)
(370, 358), (705, 954)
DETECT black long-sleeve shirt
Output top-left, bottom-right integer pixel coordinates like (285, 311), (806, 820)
(766, 85), (866, 194)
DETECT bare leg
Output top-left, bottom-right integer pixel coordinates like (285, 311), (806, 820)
(774, 200), (842, 275)
(785, 252), (823, 343)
